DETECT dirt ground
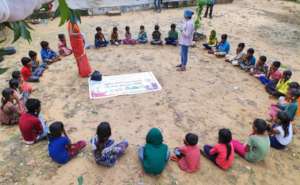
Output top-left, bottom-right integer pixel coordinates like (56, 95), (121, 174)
(0, 0), (300, 184)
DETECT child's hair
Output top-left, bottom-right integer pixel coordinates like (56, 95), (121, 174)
(25, 98), (41, 115)
(154, 25), (160, 31)
(140, 25), (145, 30)
(289, 82), (300, 90)
(113, 27), (118, 32)
(171, 24), (176, 29)
(40, 41), (49, 49)
(21, 57), (31, 66)
(253, 119), (268, 134)
(277, 111), (291, 137)
(259, 56), (267, 63)
(125, 26), (130, 32)
(185, 133), (198, 146)
(96, 27), (102, 32)
(272, 61), (281, 69)
(282, 70), (292, 80)
(96, 122), (112, 153)
(58, 34), (65, 41)
(221, 34), (227, 40)
(290, 88), (300, 100)
(247, 48), (255, 55)
(28, 50), (37, 60)
(218, 128), (232, 160)
(1, 88), (14, 110)
(49, 121), (64, 138)
(9, 79), (19, 90)
(238, 43), (245, 49)
(11, 71), (21, 80)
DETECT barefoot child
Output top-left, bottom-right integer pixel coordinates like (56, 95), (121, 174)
(29, 50), (47, 77)
(48, 121), (86, 164)
(171, 133), (200, 173)
(90, 122), (128, 167)
(165, 24), (179, 46)
(94, 27), (109, 48)
(268, 111), (293, 150)
(123, 26), (137, 45)
(139, 128), (169, 175)
(110, 27), (122, 46)
(40, 41), (61, 64)
(58, 34), (72, 56)
(202, 128), (234, 170)
(226, 43), (245, 65)
(0, 88), (23, 125)
(232, 119), (270, 162)
(137, 25), (148, 44)
(151, 25), (163, 45)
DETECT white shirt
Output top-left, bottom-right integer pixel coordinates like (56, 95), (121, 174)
(179, 19), (194, 46)
(275, 124), (293, 145)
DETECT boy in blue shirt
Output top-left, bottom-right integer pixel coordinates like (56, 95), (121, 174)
(40, 41), (61, 65)
(239, 48), (256, 71)
(214, 34), (230, 57)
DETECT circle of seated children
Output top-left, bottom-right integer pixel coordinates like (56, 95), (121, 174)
(0, 25), (300, 175)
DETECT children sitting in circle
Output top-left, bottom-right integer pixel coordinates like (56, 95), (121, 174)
(151, 25), (163, 45)
(137, 25), (148, 44)
(58, 34), (72, 56)
(94, 27), (109, 48)
(90, 122), (128, 167)
(231, 119), (270, 162)
(165, 24), (178, 46)
(239, 48), (256, 71)
(123, 26), (137, 45)
(48, 121), (86, 164)
(110, 27), (122, 46)
(139, 128), (169, 175)
(225, 42), (245, 65)
(202, 128), (234, 170)
(171, 133), (200, 173)
(18, 98), (48, 144)
(21, 57), (40, 82)
(0, 88), (23, 125)
(29, 50), (47, 77)
(40, 41), (61, 64)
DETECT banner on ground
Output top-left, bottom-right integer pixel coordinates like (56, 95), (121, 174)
(89, 72), (162, 99)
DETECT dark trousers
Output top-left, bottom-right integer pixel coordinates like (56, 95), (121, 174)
(204, 4), (214, 18)
(154, 0), (162, 11)
(265, 81), (285, 98)
(203, 145), (217, 163)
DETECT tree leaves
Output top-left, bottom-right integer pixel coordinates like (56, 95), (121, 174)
(3, 21), (34, 43)
(58, 0), (72, 26)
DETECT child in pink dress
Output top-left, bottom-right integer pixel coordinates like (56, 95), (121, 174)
(58, 34), (72, 56)
(123, 26), (136, 45)
(171, 133), (200, 173)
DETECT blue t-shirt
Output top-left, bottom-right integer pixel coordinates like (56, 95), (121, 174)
(48, 136), (70, 164)
(216, 41), (230, 54)
(41, 49), (57, 63)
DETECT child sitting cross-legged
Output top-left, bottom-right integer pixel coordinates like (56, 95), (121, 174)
(151, 25), (163, 45)
(94, 27), (108, 48)
(110, 27), (122, 46)
(171, 133), (200, 173)
(239, 48), (256, 71)
(40, 41), (61, 64)
(266, 70), (292, 98)
(201, 128), (234, 170)
(203, 30), (218, 50)
(19, 98), (48, 144)
(139, 128), (169, 175)
(250, 55), (268, 76)
(48, 121), (86, 164)
(90, 122), (128, 167)
(58, 34), (72, 56)
(225, 42), (245, 65)
(231, 119), (270, 163)
(165, 24), (178, 46)
(258, 61), (282, 85)
(213, 34), (230, 57)
(123, 26), (137, 45)
(29, 50), (47, 77)
(21, 57), (40, 83)
(268, 111), (293, 150)
(137, 25), (148, 44)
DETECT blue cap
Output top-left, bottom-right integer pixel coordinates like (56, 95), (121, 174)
(184, 9), (194, 18)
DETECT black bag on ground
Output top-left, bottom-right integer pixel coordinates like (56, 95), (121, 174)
(91, 70), (102, 81)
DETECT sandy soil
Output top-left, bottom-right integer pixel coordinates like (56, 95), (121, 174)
(0, 0), (300, 184)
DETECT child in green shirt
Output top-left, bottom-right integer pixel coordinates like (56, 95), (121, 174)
(165, 24), (178, 46)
